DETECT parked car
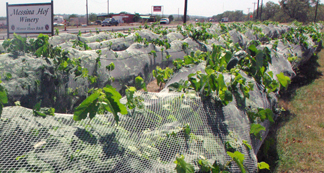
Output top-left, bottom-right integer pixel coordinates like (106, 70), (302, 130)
(0, 24), (6, 29)
(160, 18), (169, 24)
(102, 18), (118, 26)
(95, 20), (102, 25)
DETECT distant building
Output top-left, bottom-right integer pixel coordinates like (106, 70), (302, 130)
(69, 17), (87, 26)
(0, 20), (7, 29)
(140, 15), (155, 23)
(111, 13), (134, 23)
(97, 13), (135, 23)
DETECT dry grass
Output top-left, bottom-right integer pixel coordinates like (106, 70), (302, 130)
(259, 49), (324, 172)
(275, 49), (324, 172)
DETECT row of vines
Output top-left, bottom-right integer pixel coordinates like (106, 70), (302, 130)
(0, 20), (323, 172)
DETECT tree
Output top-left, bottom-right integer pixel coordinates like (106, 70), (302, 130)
(168, 15), (174, 22)
(89, 13), (97, 21)
(181, 15), (190, 21)
(156, 15), (162, 21)
(280, 0), (311, 22)
(261, 2), (284, 21)
(133, 13), (140, 22)
(314, 2), (324, 21)
(212, 10), (246, 22)
(69, 14), (78, 19)
(313, 0), (320, 22)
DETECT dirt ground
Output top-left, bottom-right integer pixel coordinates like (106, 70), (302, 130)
(145, 79), (164, 93)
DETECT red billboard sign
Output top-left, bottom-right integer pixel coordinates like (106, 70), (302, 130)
(153, 6), (162, 12)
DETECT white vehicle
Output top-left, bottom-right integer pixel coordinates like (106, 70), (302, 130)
(160, 18), (169, 24)
(54, 15), (64, 26)
(221, 17), (229, 22)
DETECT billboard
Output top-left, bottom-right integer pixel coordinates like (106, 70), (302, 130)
(153, 6), (162, 12)
(6, 1), (53, 37)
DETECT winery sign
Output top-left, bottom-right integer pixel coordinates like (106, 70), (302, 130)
(6, 1), (53, 38)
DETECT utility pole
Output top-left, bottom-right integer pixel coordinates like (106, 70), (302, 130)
(260, 0), (263, 21)
(256, 0), (260, 20)
(86, 0), (88, 25)
(253, 2), (256, 21)
(183, 0), (188, 23)
(315, 0), (319, 22)
(247, 8), (250, 21)
(178, 8), (180, 20)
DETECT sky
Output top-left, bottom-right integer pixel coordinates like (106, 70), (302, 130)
(1, 0), (279, 17)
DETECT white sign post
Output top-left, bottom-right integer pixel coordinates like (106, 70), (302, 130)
(6, 1), (53, 38)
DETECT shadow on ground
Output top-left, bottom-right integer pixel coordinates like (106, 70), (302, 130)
(257, 53), (323, 173)
(279, 54), (323, 101)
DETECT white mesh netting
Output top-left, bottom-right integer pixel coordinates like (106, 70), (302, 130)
(1, 22), (323, 172)
(0, 91), (262, 172)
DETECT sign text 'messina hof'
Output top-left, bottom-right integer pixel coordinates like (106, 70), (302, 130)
(6, 1), (53, 38)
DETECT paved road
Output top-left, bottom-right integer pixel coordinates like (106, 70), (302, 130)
(0, 24), (177, 40)
(0, 25), (139, 39)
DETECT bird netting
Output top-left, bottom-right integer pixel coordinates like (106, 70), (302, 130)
(0, 22), (323, 172)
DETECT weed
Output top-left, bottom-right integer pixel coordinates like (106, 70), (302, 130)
(319, 122), (324, 128)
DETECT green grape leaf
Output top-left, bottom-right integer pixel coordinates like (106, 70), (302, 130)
(135, 76), (147, 92)
(15, 155), (26, 161)
(256, 52), (264, 71)
(208, 73), (218, 91)
(33, 101), (42, 111)
(183, 124), (191, 138)
(224, 51), (233, 64)
(102, 85), (128, 125)
(0, 85), (8, 104)
(125, 86), (136, 109)
(106, 62), (115, 71)
(248, 44), (258, 56)
(258, 162), (270, 170)
(250, 123), (266, 140)
(259, 108), (274, 123)
(184, 56), (193, 65)
(198, 159), (214, 172)
(276, 72), (291, 89)
(34, 111), (47, 117)
(223, 90), (233, 105)
(217, 74), (226, 91)
(5, 73), (12, 80)
(32, 101), (47, 117)
(73, 90), (100, 121)
(46, 107), (55, 116)
(242, 140), (252, 150)
(227, 151), (246, 173)
(188, 74), (201, 92)
(268, 71), (274, 78)
(174, 155), (195, 173)
(227, 151), (245, 163)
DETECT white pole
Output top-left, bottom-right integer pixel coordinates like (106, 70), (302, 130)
(247, 8), (250, 21)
